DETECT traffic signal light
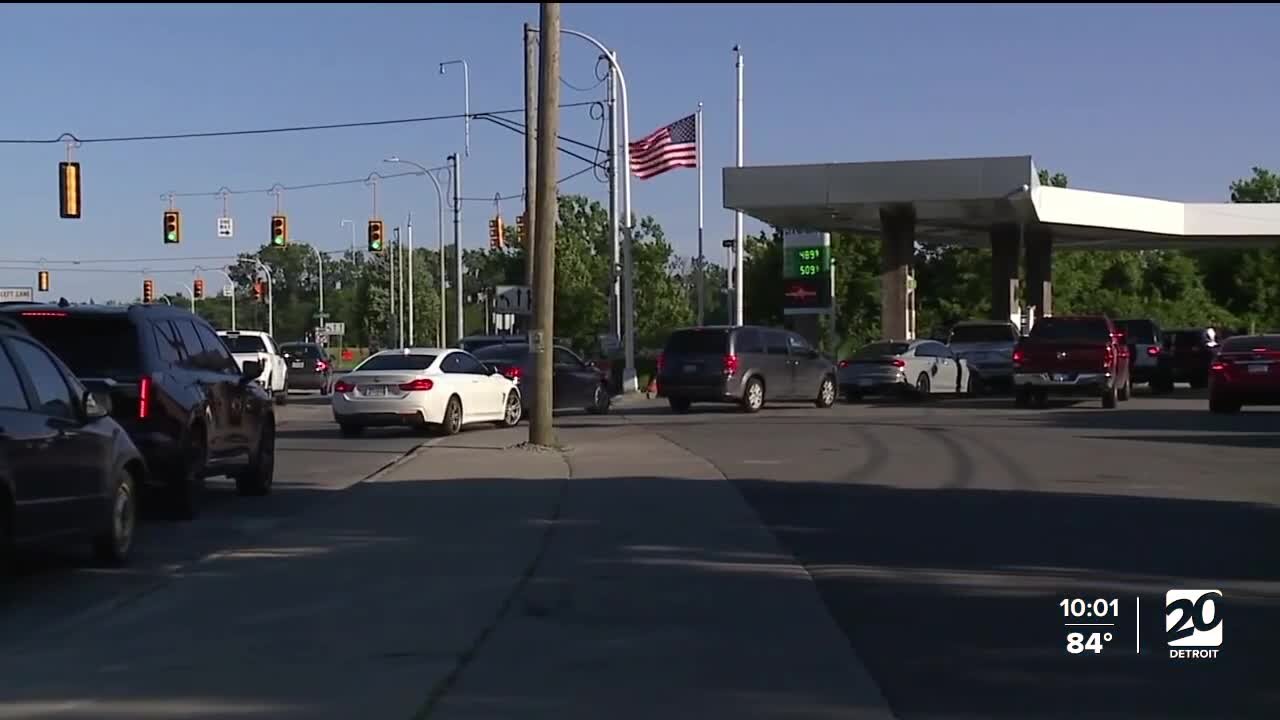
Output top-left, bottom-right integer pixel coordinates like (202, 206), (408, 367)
(163, 210), (181, 244)
(367, 219), (385, 252)
(488, 216), (505, 249)
(37, 270), (50, 292)
(143, 279), (155, 303)
(271, 215), (287, 247)
(515, 213), (527, 246)
(59, 161), (82, 219)
(252, 281), (264, 302)
(193, 278), (204, 300)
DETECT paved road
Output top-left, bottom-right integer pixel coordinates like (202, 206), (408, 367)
(0, 392), (428, 650)
(618, 388), (1280, 719)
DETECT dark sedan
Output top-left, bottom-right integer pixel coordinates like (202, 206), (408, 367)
(472, 343), (611, 417)
(279, 342), (334, 394)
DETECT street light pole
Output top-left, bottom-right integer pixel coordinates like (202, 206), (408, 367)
(197, 266), (237, 330)
(439, 59), (471, 158)
(384, 157), (449, 348)
(530, 23), (636, 392)
(314, 247), (325, 340)
(733, 44), (745, 326)
(406, 212), (414, 346)
(448, 153), (463, 344)
(340, 219), (356, 257)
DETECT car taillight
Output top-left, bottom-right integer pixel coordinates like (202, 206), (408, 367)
(502, 365), (522, 380)
(20, 311), (67, 317)
(1104, 345), (1115, 369)
(1210, 361), (1227, 372)
(1147, 346), (1160, 356)
(723, 354), (739, 375)
(1012, 348), (1024, 366)
(656, 352), (665, 373)
(838, 360), (849, 369)
(138, 376), (151, 419)
(890, 358), (906, 367)
(334, 380), (354, 393)
(400, 378), (434, 391)
(315, 360), (330, 372)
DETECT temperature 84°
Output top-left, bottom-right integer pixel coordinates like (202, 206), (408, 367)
(1066, 631), (1113, 655)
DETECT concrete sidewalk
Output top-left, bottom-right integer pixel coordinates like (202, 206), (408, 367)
(429, 427), (895, 720)
(0, 437), (570, 720)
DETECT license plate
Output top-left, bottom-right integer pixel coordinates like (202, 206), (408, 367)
(291, 361), (304, 369)
(1248, 364), (1268, 374)
(1052, 373), (1071, 382)
(858, 378), (874, 387)
(683, 364), (698, 373)
(361, 385), (388, 397)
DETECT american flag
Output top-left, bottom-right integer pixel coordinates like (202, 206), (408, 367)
(629, 114), (697, 180)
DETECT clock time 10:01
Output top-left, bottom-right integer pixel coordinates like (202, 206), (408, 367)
(1060, 598), (1119, 618)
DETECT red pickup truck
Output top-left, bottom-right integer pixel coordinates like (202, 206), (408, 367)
(1012, 315), (1132, 408)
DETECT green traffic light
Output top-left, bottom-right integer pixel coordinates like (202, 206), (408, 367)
(167, 231), (176, 241)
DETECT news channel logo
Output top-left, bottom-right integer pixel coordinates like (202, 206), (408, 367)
(1166, 589), (1222, 660)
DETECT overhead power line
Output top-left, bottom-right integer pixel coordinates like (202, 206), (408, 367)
(0, 102), (599, 145)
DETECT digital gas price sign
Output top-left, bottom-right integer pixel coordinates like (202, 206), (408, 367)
(784, 246), (830, 279)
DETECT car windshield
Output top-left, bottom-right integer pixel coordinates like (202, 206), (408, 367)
(851, 342), (910, 359)
(221, 334), (268, 353)
(356, 353), (437, 371)
(949, 325), (1017, 343)
(1028, 318), (1112, 341)
(12, 313), (139, 378)
(665, 329), (729, 354)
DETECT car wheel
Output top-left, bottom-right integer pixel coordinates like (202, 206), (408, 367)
(587, 384), (612, 415)
(1102, 385), (1118, 409)
(742, 377), (765, 413)
(500, 391), (523, 427)
(235, 421), (275, 497)
(668, 397), (691, 413)
(339, 422), (364, 438)
(440, 395), (464, 436)
(1118, 377), (1131, 401)
(915, 372), (931, 399)
(815, 375), (836, 408)
(1015, 387), (1031, 408)
(1209, 393), (1240, 414)
(92, 466), (138, 565)
(168, 430), (207, 521)
(0, 493), (14, 575)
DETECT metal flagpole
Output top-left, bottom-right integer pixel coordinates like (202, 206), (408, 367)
(696, 102), (705, 326)
(407, 212), (414, 346)
(733, 45), (744, 326)
(607, 51), (621, 340)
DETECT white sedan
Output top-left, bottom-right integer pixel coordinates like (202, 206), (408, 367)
(331, 348), (522, 437)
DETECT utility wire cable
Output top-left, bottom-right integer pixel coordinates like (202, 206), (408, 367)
(0, 101), (599, 145)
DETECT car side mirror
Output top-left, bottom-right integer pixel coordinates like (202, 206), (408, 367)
(585, 360), (597, 370)
(241, 359), (263, 383)
(83, 389), (111, 419)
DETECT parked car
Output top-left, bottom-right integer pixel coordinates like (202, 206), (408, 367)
(278, 341), (334, 395)
(472, 343), (611, 416)
(0, 316), (148, 568)
(656, 325), (837, 413)
(1114, 318), (1164, 389)
(1207, 334), (1280, 413)
(331, 348), (522, 436)
(0, 303), (278, 520)
(217, 330), (289, 405)
(1156, 328), (1220, 390)
(839, 339), (975, 401)
(1012, 315), (1132, 408)
(946, 321), (1020, 392)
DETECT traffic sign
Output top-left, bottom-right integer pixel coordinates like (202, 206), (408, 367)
(0, 287), (34, 303)
(323, 322), (346, 336)
(494, 285), (533, 315)
(217, 217), (234, 238)
(221, 284), (234, 298)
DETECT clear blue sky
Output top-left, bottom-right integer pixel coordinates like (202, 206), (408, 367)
(2, 3), (1278, 302)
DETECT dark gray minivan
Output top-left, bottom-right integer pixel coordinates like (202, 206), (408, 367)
(656, 325), (838, 413)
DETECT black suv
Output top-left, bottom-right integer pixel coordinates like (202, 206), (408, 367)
(0, 303), (277, 520)
(0, 316), (147, 567)
(657, 325), (838, 413)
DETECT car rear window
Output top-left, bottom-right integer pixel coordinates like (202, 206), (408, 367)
(280, 344), (322, 359)
(1028, 318), (1112, 341)
(1115, 319), (1159, 343)
(1221, 336), (1280, 353)
(356, 353), (437, 371)
(949, 325), (1017, 343)
(665, 329), (729, 354)
(852, 342), (911, 359)
(12, 313), (140, 378)
(221, 334), (268, 353)
(473, 344), (529, 361)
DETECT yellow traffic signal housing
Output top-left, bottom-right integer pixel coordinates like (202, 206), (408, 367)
(367, 219), (385, 252)
(515, 213), (527, 246)
(163, 210), (181, 244)
(143, 279), (155, 303)
(252, 281), (265, 302)
(488, 216), (505, 249)
(37, 270), (50, 292)
(193, 278), (205, 300)
(271, 215), (287, 246)
(59, 162), (82, 219)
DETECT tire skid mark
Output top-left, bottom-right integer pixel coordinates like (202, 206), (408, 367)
(915, 426), (977, 490)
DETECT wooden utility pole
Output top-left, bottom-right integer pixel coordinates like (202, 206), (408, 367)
(529, 2), (560, 447)
(523, 23), (539, 293)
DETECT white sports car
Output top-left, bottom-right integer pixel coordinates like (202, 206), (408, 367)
(331, 347), (522, 437)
